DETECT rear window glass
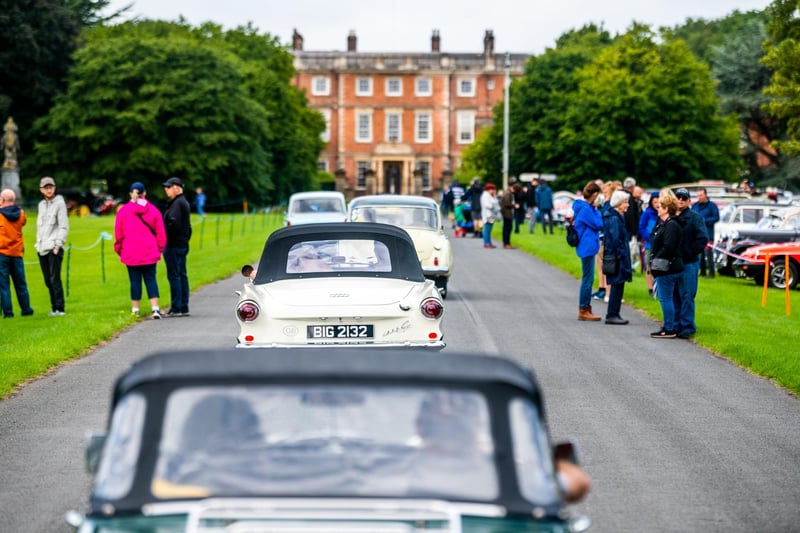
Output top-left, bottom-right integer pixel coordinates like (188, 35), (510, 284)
(286, 239), (391, 274)
(351, 205), (438, 230)
(290, 197), (345, 215)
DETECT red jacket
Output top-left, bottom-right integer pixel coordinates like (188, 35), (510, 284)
(0, 205), (27, 258)
(114, 199), (166, 266)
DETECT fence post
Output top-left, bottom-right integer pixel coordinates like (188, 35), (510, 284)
(198, 217), (205, 250)
(761, 253), (770, 307)
(66, 243), (72, 297)
(785, 253), (791, 317)
(215, 214), (221, 247)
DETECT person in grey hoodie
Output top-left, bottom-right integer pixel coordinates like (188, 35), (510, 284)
(35, 177), (69, 316)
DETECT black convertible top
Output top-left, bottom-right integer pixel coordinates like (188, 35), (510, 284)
(253, 222), (426, 283)
(112, 348), (540, 408)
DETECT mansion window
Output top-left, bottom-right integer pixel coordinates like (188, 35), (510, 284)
(457, 111), (475, 144)
(415, 112), (432, 143)
(386, 77), (402, 96)
(386, 112), (402, 142)
(356, 161), (370, 190)
(417, 161), (431, 191)
(320, 109), (331, 142)
(356, 77), (372, 96)
(312, 76), (330, 96)
(356, 111), (372, 143)
(317, 160), (329, 172)
(457, 78), (475, 97)
(416, 77), (432, 96)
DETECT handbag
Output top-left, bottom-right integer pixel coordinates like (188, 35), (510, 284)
(602, 254), (619, 276)
(651, 257), (670, 272)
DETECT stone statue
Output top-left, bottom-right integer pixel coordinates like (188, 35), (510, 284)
(2, 117), (21, 170)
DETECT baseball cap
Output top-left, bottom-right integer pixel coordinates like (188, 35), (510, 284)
(130, 182), (146, 193)
(675, 188), (691, 200)
(163, 177), (183, 188)
(40, 177), (56, 187)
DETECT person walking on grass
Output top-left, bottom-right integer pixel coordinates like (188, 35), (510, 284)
(0, 189), (34, 318)
(573, 181), (603, 321)
(35, 177), (69, 316)
(114, 182), (166, 319)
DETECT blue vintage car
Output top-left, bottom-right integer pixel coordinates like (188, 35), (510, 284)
(67, 348), (591, 532)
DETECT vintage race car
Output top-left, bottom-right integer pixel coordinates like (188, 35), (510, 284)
(347, 195), (454, 298)
(284, 190), (347, 226)
(66, 348), (591, 532)
(734, 241), (800, 290)
(236, 222), (445, 348)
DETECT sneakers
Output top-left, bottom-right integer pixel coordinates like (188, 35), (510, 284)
(152, 309), (162, 320)
(677, 330), (694, 339)
(651, 329), (677, 338)
(131, 309), (140, 318)
(591, 289), (606, 300)
(48, 310), (65, 317)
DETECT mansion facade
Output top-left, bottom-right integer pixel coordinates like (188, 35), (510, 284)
(292, 29), (528, 198)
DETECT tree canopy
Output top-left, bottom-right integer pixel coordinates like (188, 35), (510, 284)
(28, 20), (324, 205)
(763, 0), (800, 159)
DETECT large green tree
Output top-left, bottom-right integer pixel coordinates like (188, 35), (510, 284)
(29, 20), (324, 205)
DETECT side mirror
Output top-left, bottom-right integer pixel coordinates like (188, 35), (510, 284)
(85, 432), (107, 476)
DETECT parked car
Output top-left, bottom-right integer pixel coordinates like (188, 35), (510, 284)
(236, 222), (445, 348)
(347, 194), (453, 297)
(284, 191), (347, 226)
(714, 206), (800, 276)
(714, 201), (790, 243)
(734, 241), (800, 290)
(552, 190), (577, 226)
(66, 347), (591, 532)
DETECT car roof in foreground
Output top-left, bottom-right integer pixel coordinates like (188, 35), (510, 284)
(349, 194), (439, 208)
(113, 348), (539, 404)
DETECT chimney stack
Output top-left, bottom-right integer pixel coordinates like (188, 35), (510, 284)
(431, 29), (441, 52)
(292, 29), (303, 51)
(347, 30), (357, 52)
(483, 29), (494, 55)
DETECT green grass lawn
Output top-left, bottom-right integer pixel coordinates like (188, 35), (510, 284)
(1, 211), (283, 397)
(2, 215), (798, 399)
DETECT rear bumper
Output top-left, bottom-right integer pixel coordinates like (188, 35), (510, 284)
(236, 340), (446, 349)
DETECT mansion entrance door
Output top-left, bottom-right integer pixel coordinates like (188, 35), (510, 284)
(384, 162), (402, 194)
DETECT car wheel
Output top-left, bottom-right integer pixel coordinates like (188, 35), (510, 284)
(434, 277), (448, 299)
(769, 258), (798, 290)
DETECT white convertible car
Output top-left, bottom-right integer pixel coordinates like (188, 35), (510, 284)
(236, 223), (445, 348)
(284, 191), (347, 227)
(348, 195), (454, 298)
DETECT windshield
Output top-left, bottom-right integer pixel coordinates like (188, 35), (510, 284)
(351, 205), (438, 230)
(151, 386), (498, 501)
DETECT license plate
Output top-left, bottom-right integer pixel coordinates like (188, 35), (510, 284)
(307, 324), (374, 339)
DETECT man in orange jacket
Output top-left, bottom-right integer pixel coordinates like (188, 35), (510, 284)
(0, 188), (34, 318)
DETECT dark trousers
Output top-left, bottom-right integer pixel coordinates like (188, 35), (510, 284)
(38, 251), (65, 312)
(127, 264), (159, 301)
(164, 246), (190, 313)
(606, 282), (626, 319)
(514, 209), (525, 233)
(502, 217), (513, 245)
(699, 246), (715, 277)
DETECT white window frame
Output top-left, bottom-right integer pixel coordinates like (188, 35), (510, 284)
(416, 77), (432, 96)
(356, 161), (370, 190)
(417, 161), (432, 191)
(457, 77), (475, 97)
(356, 77), (372, 96)
(415, 112), (432, 143)
(320, 109), (331, 142)
(487, 79), (495, 90)
(385, 111), (402, 143)
(317, 160), (329, 172)
(312, 76), (330, 96)
(386, 77), (403, 97)
(457, 111), (475, 144)
(356, 110), (373, 143)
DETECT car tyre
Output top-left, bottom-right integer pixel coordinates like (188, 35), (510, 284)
(768, 258), (798, 290)
(434, 277), (448, 299)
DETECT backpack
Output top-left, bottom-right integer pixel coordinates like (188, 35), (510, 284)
(566, 222), (580, 247)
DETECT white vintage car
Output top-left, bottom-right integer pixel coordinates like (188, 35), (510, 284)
(236, 223), (445, 348)
(284, 191), (347, 226)
(348, 195), (454, 298)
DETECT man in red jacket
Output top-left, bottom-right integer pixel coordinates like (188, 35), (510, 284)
(0, 188), (34, 318)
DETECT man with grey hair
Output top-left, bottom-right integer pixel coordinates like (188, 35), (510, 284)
(0, 188), (34, 318)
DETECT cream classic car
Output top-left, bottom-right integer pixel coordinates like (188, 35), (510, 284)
(236, 223), (445, 348)
(348, 195), (454, 298)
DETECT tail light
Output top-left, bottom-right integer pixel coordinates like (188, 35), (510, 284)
(420, 298), (444, 319)
(434, 257), (439, 266)
(237, 300), (260, 322)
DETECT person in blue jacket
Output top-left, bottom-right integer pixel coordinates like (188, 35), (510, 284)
(573, 181), (604, 321)
(602, 191), (633, 325)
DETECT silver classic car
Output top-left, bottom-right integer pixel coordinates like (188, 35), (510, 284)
(67, 348), (591, 532)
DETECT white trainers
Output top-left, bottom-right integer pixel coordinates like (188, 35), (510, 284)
(48, 310), (65, 316)
(152, 309), (162, 320)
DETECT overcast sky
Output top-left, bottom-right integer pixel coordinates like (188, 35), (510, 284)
(102, 0), (772, 55)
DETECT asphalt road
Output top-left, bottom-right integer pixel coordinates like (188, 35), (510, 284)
(1, 227), (799, 532)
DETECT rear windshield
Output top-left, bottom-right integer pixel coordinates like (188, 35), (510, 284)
(290, 197), (345, 215)
(287, 239), (392, 274)
(351, 205), (438, 231)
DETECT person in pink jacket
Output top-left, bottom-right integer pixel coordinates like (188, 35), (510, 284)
(114, 182), (167, 319)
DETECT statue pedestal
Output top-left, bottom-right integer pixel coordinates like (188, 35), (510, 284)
(1, 169), (20, 202)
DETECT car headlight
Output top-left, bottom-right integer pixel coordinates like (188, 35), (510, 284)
(236, 300), (260, 322)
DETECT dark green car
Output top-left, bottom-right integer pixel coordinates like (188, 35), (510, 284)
(67, 348), (591, 532)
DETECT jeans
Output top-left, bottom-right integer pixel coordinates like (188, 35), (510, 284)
(164, 247), (190, 313)
(0, 254), (33, 317)
(38, 251), (65, 312)
(579, 256), (595, 308)
(483, 222), (494, 245)
(654, 272), (681, 332)
(675, 260), (700, 334)
(606, 282), (625, 319)
(540, 209), (554, 234)
(127, 264), (159, 301)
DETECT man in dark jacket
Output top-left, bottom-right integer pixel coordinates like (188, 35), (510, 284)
(673, 188), (708, 339)
(691, 188), (720, 277)
(162, 177), (193, 317)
